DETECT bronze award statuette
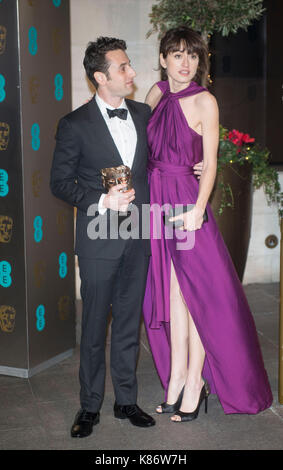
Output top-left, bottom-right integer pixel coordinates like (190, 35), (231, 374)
(100, 165), (133, 193)
(100, 165), (133, 222)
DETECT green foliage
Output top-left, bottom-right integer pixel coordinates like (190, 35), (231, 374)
(217, 125), (283, 220)
(147, 0), (265, 41)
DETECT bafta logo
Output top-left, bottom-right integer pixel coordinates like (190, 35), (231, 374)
(0, 26), (7, 55)
(58, 295), (71, 321)
(29, 76), (39, 104)
(56, 209), (68, 235)
(0, 215), (13, 243)
(32, 170), (41, 197)
(0, 122), (10, 151)
(34, 260), (46, 288)
(52, 28), (62, 55)
(27, 0), (36, 6)
(54, 119), (59, 137)
(0, 305), (16, 333)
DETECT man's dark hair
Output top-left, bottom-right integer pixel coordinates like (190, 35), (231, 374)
(83, 37), (127, 89)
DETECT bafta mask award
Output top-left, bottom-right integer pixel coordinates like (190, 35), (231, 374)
(100, 165), (132, 193)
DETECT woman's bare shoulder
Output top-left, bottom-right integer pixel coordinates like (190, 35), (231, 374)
(196, 90), (218, 109)
(197, 91), (219, 127)
(145, 83), (163, 110)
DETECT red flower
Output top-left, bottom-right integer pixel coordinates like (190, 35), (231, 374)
(228, 129), (255, 147)
(228, 130), (241, 146)
(242, 133), (255, 144)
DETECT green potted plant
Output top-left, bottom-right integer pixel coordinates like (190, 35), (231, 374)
(147, 0), (283, 280)
(210, 125), (283, 280)
(216, 125), (282, 219)
(147, 0), (266, 44)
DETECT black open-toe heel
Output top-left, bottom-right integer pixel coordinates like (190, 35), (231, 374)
(172, 381), (210, 422)
(156, 385), (185, 414)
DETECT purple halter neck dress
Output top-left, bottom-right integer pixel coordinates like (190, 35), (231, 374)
(143, 80), (273, 414)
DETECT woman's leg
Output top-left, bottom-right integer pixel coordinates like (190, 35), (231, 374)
(156, 260), (193, 410)
(166, 260), (189, 400)
(156, 260), (188, 412)
(165, 260), (206, 421)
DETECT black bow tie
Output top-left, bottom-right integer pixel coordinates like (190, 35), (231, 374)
(106, 108), (128, 120)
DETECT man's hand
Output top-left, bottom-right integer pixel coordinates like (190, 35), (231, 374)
(103, 184), (135, 212)
(193, 160), (204, 179)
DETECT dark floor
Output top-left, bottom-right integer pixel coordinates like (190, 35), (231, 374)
(0, 283), (282, 450)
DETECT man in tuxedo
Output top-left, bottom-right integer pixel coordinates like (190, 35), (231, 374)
(50, 37), (154, 438)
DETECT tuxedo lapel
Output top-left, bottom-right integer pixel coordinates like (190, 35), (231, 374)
(126, 99), (145, 174)
(87, 96), (146, 174)
(87, 96), (124, 166)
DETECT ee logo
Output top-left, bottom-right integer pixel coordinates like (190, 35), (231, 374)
(0, 169), (9, 197)
(33, 215), (43, 242)
(53, 0), (61, 7)
(59, 252), (67, 278)
(36, 304), (45, 331)
(0, 261), (12, 287)
(31, 123), (40, 150)
(0, 74), (6, 102)
(54, 74), (63, 101)
(28, 27), (38, 55)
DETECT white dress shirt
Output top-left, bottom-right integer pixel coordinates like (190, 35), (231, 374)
(95, 93), (137, 214)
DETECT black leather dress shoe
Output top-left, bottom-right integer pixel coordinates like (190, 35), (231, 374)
(71, 409), (100, 438)
(114, 402), (155, 427)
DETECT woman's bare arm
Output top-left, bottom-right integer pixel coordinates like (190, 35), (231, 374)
(145, 83), (163, 110)
(195, 92), (219, 212)
(171, 91), (219, 231)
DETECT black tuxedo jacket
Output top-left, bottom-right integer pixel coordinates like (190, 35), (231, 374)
(50, 96), (151, 259)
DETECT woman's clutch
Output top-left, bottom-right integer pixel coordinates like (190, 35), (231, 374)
(163, 204), (208, 228)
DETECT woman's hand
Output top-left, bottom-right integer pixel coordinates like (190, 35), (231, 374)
(169, 206), (205, 231)
(193, 160), (203, 179)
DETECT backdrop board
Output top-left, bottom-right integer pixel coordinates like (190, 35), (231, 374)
(0, 0), (76, 378)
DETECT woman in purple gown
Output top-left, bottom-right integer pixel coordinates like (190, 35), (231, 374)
(143, 27), (272, 421)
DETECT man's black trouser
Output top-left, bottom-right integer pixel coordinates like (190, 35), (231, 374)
(78, 238), (150, 412)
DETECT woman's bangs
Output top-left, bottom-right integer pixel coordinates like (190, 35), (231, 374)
(167, 39), (200, 57)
